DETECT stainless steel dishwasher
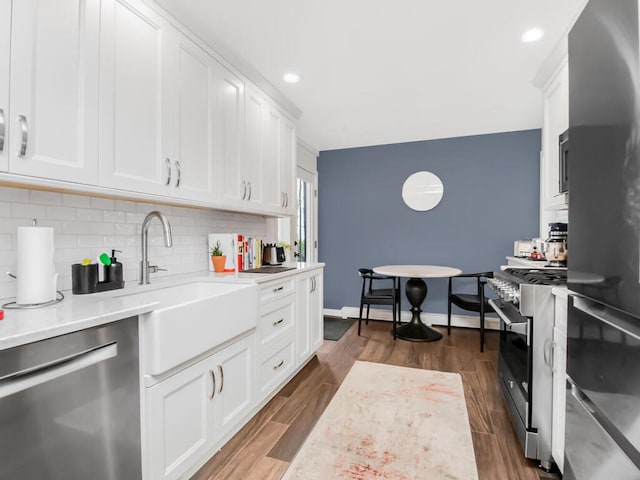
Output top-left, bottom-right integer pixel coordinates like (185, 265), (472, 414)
(0, 316), (141, 479)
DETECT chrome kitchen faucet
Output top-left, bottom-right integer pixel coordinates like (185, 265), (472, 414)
(140, 211), (173, 284)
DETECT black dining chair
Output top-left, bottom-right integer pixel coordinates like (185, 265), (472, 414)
(447, 271), (494, 352)
(358, 268), (401, 339)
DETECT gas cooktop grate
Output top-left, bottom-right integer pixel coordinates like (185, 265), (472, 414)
(504, 268), (567, 285)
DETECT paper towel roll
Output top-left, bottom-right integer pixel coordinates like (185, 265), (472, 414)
(16, 225), (56, 305)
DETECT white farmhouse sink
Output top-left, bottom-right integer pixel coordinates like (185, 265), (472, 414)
(119, 282), (258, 376)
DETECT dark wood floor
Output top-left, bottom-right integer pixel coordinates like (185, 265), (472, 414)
(192, 321), (553, 480)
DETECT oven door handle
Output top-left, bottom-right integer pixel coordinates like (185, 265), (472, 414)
(489, 299), (530, 344)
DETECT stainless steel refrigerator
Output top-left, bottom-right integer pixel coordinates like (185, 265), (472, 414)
(566, 0), (640, 478)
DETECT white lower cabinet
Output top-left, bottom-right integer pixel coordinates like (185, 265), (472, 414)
(296, 270), (323, 362)
(551, 291), (568, 473)
(146, 334), (255, 480)
(257, 279), (296, 398)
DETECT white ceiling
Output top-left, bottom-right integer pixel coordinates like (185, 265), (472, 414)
(154, 0), (587, 151)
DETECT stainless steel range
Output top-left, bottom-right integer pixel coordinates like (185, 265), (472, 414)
(488, 267), (567, 470)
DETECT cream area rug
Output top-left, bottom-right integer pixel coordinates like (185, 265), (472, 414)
(282, 361), (478, 480)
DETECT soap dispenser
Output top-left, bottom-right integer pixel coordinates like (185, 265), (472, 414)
(105, 249), (125, 287)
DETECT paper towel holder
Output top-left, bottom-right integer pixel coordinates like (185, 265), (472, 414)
(1, 271), (65, 309)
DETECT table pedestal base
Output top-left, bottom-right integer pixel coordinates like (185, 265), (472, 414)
(395, 277), (443, 342)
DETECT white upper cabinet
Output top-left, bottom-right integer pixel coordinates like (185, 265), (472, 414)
(214, 65), (245, 206)
(536, 44), (569, 236)
(0, 0), (9, 173)
(261, 98), (297, 215)
(281, 118), (297, 215)
(98, 0), (171, 196)
(244, 87), (265, 206)
(8, 0), (100, 183)
(263, 104), (281, 210)
(165, 31), (216, 202)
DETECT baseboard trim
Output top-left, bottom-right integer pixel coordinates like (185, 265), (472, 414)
(323, 306), (500, 331)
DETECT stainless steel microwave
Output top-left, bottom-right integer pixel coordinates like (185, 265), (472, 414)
(559, 129), (569, 193)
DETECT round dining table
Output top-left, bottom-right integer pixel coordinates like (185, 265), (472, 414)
(373, 265), (462, 342)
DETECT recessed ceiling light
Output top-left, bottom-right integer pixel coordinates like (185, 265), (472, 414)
(283, 72), (300, 83)
(522, 28), (544, 43)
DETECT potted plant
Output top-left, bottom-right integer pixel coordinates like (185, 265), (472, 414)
(210, 241), (227, 273)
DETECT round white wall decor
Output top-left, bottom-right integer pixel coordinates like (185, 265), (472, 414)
(402, 171), (444, 211)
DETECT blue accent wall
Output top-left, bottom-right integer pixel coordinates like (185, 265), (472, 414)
(318, 129), (541, 314)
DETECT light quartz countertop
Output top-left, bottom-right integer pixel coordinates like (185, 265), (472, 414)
(0, 262), (324, 351)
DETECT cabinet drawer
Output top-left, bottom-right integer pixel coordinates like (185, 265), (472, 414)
(259, 341), (294, 397)
(260, 278), (295, 304)
(259, 294), (295, 350)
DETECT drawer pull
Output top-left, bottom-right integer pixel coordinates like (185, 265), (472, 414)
(272, 286), (284, 293)
(273, 359), (284, 370)
(209, 370), (216, 399)
(218, 365), (224, 393)
(273, 318), (284, 327)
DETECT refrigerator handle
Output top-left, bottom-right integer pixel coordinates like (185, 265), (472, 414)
(572, 296), (640, 341)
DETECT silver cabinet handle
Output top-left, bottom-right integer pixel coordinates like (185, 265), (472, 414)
(285, 193), (288, 208)
(247, 182), (252, 201)
(209, 370), (216, 399)
(273, 359), (284, 370)
(273, 318), (284, 327)
(17, 115), (28, 157)
(165, 158), (171, 186)
(218, 365), (224, 393)
(281, 192), (285, 207)
(311, 277), (315, 292)
(175, 160), (181, 187)
(0, 343), (117, 399)
(0, 108), (5, 152)
(241, 180), (246, 200)
(272, 286), (284, 293)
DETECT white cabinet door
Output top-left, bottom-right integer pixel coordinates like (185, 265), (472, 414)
(280, 118), (297, 214)
(539, 57), (569, 234)
(244, 87), (265, 207)
(296, 270), (323, 363)
(212, 335), (254, 441)
(147, 359), (214, 480)
(8, 0), (100, 183)
(0, 0), (9, 173)
(309, 271), (323, 351)
(263, 104), (281, 210)
(214, 64), (245, 206)
(166, 31), (216, 202)
(99, 0), (171, 195)
(551, 293), (568, 473)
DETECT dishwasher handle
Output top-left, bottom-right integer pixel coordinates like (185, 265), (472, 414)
(0, 342), (118, 399)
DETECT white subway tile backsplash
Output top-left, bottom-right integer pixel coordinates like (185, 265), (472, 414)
(90, 223), (115, 235)
(31, 191), (63, 206)
(114, 200), (138, 212)
(62, 193), (91, 208)
(115, 223), (137, 235)
(46, 206), (77, 221)
(90, 197), (115, 210)
(62, 222), (93, 235)
(77, 208), (103, 222)
(0, 234), (11, 250)
(0, 186), (268, 298)
(12, 203), (47, 219)
(103, 210), (126, 223)
(0, 187), (30, 203)
(77, 235), (107, 248)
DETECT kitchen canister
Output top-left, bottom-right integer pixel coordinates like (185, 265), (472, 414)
(16, 223), (57, 305)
